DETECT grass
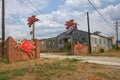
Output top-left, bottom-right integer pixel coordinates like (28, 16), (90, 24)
(0, 70), (10, 80)
(0, 67), (28, 80)
(0, 74), (10, 80)
(64, 58), (80, 63)
(94, 72), (110, 79)
(12, 68), (28, 76)
(0, 58), (120, 80)
(88, 50), (120, 57)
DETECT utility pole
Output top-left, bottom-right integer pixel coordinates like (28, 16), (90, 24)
(115, 20), (120, 50)
(1, 0), (5, 58)
(87, 12), (91, 53)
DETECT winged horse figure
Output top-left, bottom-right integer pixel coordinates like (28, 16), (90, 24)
(15, 39), (36, 59)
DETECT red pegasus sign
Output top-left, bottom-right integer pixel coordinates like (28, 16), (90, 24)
(65, 19), (75, 29)
(65, 19), (77, 35)
(27, 15), (39, 27)
(15, 39), (36, 58)
(76, 42), (82, 50)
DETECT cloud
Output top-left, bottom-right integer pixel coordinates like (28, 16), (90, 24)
(101, 4), (120, 20)
(92, 0), (101, 7)
(65, 0), (88, 7)
(6, 24), (31, 40)
(0, 0), (120, 40)
(5, 0), (50, 19)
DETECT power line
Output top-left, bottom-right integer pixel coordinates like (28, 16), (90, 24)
(21, 0), (38, 15)
(106, 0), (115, 23)
(27, 0), (60, 26)
(88, 0), (114, 30)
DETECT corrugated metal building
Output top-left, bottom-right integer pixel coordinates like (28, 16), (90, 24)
(40, 30), (113, 53)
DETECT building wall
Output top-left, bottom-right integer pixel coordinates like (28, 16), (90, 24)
(57, 32), (70, 48)
(91, 34), (112, 52)
(57, 32), (71, 51)
(57, 30), (89, 51)
(107, 36), (115, 45)
(46, 37), (58, 52)
(40, 39), (47, 52)
(72, 30), (89, 43)
(40, 30), (113, 53)
(108, 39), (112, 49)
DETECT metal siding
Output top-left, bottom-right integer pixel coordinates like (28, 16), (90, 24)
(46, 37), (57, 52)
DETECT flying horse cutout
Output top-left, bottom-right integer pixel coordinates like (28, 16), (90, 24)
(15, 39), (36, 59)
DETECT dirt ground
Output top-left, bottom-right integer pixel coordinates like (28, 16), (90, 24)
(0, 58), (120, 80)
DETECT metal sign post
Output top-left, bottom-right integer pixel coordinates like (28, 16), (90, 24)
(65, 19), (77, 54)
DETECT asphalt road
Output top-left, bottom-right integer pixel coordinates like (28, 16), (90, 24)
(41, 53), (120, 67)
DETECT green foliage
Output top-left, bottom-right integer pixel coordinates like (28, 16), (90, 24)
(0, 71), (10, 80)
(100, 48), (104, 53)
(113, 44), (120, 50)
(0, 74), (10, 80)
(45, 62), (75, 71)
(64, 58), (79, 63)
(13, 68), (28, 76)
(33, 70), (53, 76)
(65, 42), (71, 52)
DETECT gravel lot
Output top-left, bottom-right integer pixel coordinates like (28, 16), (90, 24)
(41, 53), (120, 67)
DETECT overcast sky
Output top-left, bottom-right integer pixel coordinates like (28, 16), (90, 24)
(0, 0), (120, 40)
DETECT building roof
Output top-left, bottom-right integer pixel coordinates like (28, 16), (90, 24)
(40, 29), (112, 40)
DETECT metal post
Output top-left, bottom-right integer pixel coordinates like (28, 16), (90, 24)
(33, 23), (35, 41)
(71, 35), (73, 54)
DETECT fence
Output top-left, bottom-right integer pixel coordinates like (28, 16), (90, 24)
(0, 36), (40, 62)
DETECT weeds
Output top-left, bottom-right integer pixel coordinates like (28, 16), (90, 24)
(0, 58), (120, 80)
(12, 68), (28, 76)
(44, 62), (75, 71)
(0, 74), (10, 80)
(0, 70), (10, 80)
(94, 72), (110, 79)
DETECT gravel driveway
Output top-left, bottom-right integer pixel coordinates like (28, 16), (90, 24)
(41, 53), (120, 67)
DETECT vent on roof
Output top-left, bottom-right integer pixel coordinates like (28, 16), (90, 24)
(93, 31), (101, 35)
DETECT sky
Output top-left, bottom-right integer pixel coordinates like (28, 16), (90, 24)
(0, 0), (120, 41)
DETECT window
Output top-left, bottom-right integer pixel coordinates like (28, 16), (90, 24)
(41, 41), (45, 45)
(53, 40), (54, 45)
(81, 37), (86, 43)
(59, 39), (62, 44)
(99, 39), (101, 44)
(95, 38), (97, 44)
(49, 41), (51, 45)
(104, 40), (106, 45)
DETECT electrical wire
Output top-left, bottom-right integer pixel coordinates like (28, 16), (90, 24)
(21, 0), (38, 15)
(88, 0), (115, 30)
(27, 0), (61, 26)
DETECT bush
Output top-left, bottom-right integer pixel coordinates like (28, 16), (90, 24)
(65, 42), (71, 52)
(100, 48), (104, 53)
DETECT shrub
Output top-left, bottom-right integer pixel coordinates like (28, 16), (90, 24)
(65, 42), (71, 52)
(100, 48), (104, 53)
